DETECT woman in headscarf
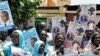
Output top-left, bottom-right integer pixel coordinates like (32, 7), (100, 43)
(33, 40), (45, 56)
(85, 32), (100, 55)
(3, 30), (30, 56)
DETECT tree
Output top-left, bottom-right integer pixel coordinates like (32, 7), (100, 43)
(7, 0), (42, 26)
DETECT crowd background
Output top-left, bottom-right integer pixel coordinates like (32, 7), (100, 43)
(0, 19), (100, 56)
(0, 1), (100, 56)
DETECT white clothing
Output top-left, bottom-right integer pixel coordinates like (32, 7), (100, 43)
(0, 19), (14, 27)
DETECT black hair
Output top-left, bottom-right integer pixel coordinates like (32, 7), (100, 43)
(91, 32), (100, 47)
(54, 32), (65, 55)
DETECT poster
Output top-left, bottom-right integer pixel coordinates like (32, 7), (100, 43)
(79, 5), (88, 24)
(0, 1), (14, 31)
(64, 22), (77, 48)
(52, 17), (66, 38)
(78, 4), (96, 24)
(87, 4), (96, 22)
(23, 27), (39, 52)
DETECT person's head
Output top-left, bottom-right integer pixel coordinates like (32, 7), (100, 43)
(54, 32), (65, 47)
(38, 21), (46, 30)
(72, 40), (80, 51)
(1, 11), (9, 23)
(0, 31), (8, 41)
(30, 37), (37, 47)
(91, 32), (100, 47)
(11, 30), (25, 47)
(85, 30), (94, 39)
(33, 40), (45, 55)
(39, 30), (48, 43)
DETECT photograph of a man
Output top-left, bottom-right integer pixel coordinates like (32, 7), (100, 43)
(0, 10), (14, 27)
(1, 11), (9, 26)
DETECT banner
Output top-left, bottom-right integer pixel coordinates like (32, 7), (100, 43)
(0, 1), (14, 31)
(23, 27), (39, 52)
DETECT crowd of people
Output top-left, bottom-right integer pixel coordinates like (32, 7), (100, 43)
(0, 20), (100, 56)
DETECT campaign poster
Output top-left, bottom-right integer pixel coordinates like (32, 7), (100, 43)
(78, 5), (96, 24)
(23, 27), (39, 53)
(78, 5), (88, 25)
(52, 17), (66, 38)
(64, 22), (77, 48)
(87, 4), (96, 22)
(0, 1), (14, 31)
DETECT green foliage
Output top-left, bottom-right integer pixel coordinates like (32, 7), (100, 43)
(7, 0), (42, 25)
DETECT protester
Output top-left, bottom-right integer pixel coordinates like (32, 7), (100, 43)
(0, 31), (12, 56)
(39, 30), (48, 44)
(36, 21), (47, 35)
(46, 32), (66, 56)
(33, 40), (45, 56)
(81, 29), (94, 49)
(3, 30), (31, 56)
(39, 29), (52, 55)
(85, 32), (100, 52)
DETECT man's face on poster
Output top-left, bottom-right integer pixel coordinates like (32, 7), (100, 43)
(1, 11), (9, 23)
(30, 38), (37, 47)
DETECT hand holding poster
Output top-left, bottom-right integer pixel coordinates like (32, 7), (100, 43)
(0, 1), (14, 31)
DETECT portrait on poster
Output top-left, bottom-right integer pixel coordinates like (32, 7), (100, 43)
(0, 1), (14, 31)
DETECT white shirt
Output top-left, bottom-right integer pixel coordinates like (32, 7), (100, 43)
(0, 19), (14, 27)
